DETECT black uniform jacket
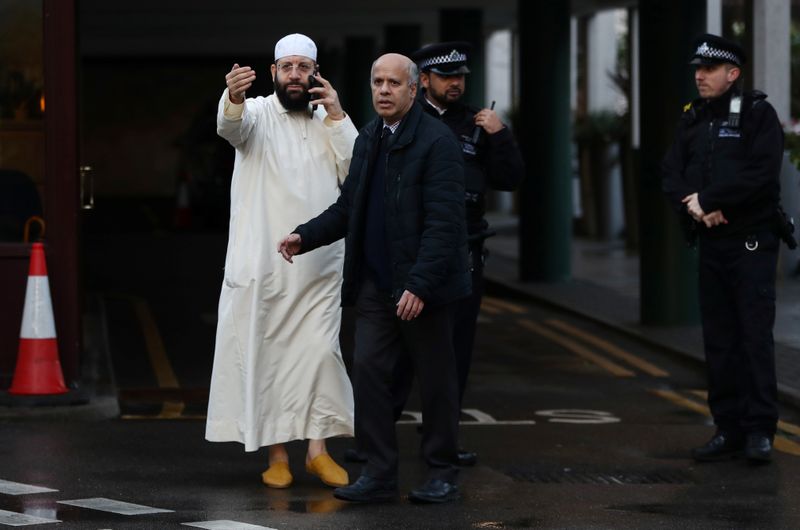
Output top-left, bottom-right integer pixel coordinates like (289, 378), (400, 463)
(418, 90), (525, 237)
(662, 87), (784, 238)
(294, 101), (471, 307)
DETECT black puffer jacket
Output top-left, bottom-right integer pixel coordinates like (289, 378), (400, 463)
(294, 101), (471, 307)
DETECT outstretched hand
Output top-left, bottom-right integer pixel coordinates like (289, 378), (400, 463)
(226, 63), (256, 104)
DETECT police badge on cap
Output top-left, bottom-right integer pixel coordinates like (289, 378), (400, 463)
(689, 33), (746, 67)
(411, 41), (472, 75)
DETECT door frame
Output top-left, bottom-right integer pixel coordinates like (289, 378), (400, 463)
(44, 0), (80, 384)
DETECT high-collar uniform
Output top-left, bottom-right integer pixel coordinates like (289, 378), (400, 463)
(662, 87), (784, 437)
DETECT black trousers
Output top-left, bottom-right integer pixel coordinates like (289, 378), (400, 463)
(698, 231), (779, 436)
(452, 243), (485, 405)
(353, 278), (460, 482)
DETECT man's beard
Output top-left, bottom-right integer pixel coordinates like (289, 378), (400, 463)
(427, 85), (462, 108)
(275, 77), (311, 111)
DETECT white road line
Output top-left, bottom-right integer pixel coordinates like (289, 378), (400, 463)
(0, 509), (60, 526)
(461, 409), (498, 423)
(182, 521), (279, 530)
(57, 497), (173, 515)
(396, 420), (538, 425)
(0, 480), (58, 496)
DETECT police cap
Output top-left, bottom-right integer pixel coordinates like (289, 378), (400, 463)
(410, 41), (472, 75)
(689, 33), (746, 67)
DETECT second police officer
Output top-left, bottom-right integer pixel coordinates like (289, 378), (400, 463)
(409, 42), (525, 466)
(662, 34), (788, 464)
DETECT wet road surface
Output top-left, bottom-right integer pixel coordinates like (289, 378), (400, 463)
(2, 232), (799, 529)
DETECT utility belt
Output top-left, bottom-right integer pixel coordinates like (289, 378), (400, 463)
(688, 207), (796, 250)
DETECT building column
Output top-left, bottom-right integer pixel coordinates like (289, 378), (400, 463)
(517, 0), (571, 281)
(753, 0), (790, 123)
(638, 0), (705, 325)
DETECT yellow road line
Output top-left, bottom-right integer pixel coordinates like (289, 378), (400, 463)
(479, 303), (502, 315)
(545, 319), (669, 377)
(130, 297), (183, 418)
(652, 389), (800, 457)
(518, 319), (635, 377)
(689, 389), (800, 438)
(483, 296), (527, 314)
(651, 389), (711, 416)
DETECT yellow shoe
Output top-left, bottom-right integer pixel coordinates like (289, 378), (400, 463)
(261, 461), (293, 489)
(305, 453), (349, 488)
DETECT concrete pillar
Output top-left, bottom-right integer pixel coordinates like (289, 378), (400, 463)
(486, 29), (514, 214)
(707, 0), (722, 35)
(639, 0), (705, 325)
(752, 0), (790, 124)
(518, 0), (571, 281)
(587, 11), (619, 112)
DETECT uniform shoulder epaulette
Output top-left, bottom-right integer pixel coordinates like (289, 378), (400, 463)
(747, 89), (767, 100)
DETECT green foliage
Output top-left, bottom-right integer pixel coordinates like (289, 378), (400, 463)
(785, 132), (800, 171)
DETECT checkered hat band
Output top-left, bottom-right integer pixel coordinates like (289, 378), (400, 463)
(697, 45), (740, 65)
(419, 52), (467, 70)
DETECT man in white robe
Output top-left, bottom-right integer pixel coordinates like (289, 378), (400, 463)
(205, 33), (358, 489)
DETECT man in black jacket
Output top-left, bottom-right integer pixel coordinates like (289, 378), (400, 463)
(278, 53), (469, 503)
(662, 34), (784, 464)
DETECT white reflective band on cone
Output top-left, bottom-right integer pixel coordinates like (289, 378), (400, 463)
(20, 276), (57, 339)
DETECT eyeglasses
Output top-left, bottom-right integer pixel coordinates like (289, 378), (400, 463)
(275, 62), (315, 74)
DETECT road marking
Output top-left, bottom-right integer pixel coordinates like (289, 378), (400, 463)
(482, 296), (527, 314)
(518, 319), (635, 377)
(183, 521), (278, 530)
(0, 479), (57, 496)
(651, 389), (800, 457)
(544, 319), (669, 377)
(479, 303), (502, 315)
(129, 296), (185, 419)
(0, 509), (60, 526)
(397, 409), (536, 425)
(688, 389), (800, 438)
(650, 388), (711, 416)
(535, 409), (621, 424)
(58, 497), (174, 515)
(462, 409), (498, 423)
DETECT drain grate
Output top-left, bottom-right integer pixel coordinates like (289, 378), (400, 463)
(506, 468), (694, 485)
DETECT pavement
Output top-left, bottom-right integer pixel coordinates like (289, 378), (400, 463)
(482, 213), (800, 409)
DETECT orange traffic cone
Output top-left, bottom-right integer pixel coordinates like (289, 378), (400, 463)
(8, 242), (68, 395)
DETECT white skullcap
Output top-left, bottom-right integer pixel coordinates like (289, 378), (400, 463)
(274, 33), (317, 62)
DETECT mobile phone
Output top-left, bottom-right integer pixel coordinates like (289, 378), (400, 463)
(308, 71), (321, 101)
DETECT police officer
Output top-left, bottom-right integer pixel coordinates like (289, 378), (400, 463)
(411, 41), (525, 465)
(662, 34), (784, 463)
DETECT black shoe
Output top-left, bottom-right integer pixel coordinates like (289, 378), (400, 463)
(691, 431), (744, 462)
(344, 448), (367, 463)
(744, 433), (773, 464)
(457, 449), (477, 467)
(408, 478), (460, 504)
(333, 475), (397, 503)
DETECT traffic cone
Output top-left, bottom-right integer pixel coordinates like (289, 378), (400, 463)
(8, 242), (68, 395)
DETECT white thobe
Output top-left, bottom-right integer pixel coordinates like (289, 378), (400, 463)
(205, 90), (358, 451)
